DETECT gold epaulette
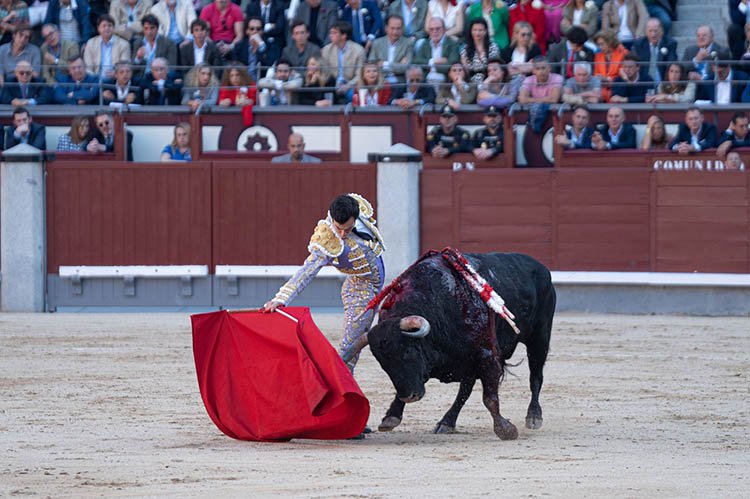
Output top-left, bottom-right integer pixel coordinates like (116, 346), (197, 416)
(308, 220), (344, 257)
(348, 193), (373, 218)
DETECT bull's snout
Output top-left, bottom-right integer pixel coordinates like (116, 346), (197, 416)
(399, 393), (423, 403)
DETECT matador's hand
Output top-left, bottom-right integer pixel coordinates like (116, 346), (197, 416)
(262, 300), (282, 313)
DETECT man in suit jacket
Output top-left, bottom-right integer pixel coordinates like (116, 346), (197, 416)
(367, 15), (414, 84)
(701, 61), (748, 103)
(682, 25), (731, 81)
(44, 0), (94, 43)
(271, 133), (322, 163)
(4, 107), (46, 150)
(179, 19), (223, 69)
(412, 17), (460, 81)
(388, 0), (427, 40)
(547, 26), (595, 78)
(0, 61), (51, 106)
(88, 110), (134, 161)
(321, 21), (365, 96)
(83, 14), (131, 79)
(101, 61), (143, 105)
(630, 18), (677, 82)
(390, 65), (436, 108)
(281, 20), (322, 68)
(610, 53), (655, 103)
(716, 111), (750, 157)
(233, 18), (273, 72)
(292, 0), (339, 47)
(600, 0), (648, 48)
(53, 56), (101, 104)
(142, 57), (182, 105)
(246, 0), (286, 65)
(132, 15), (178, 78)
(555, 105), (595, 150)
(670, 107), (717, 154)
(341, 0), (383, 51)
(40, 24), (81, 84)
(591, 106), (637, 150)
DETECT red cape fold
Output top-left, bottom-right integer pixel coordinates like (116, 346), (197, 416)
(191, 308), (370, 441)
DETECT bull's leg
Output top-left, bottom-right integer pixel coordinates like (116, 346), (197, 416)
(480, 370), (518, 440)
(433, 379), (476, 434)
(525, 324), (551, 430)
(378, 396), (405, 432)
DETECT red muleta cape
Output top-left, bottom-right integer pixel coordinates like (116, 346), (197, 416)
(191, 308), (370, 441)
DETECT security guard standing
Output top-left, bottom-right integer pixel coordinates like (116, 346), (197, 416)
(471, 105), (504, 161)
(427, 105), (471, 158)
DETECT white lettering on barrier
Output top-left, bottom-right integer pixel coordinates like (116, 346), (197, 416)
(652, 159), (745, 171)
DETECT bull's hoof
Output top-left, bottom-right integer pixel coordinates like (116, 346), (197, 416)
(432, 423), (456, 434)
(378, 416), (402, 432)
(525, 414), (543, 430)
(494, 420), (518, 440)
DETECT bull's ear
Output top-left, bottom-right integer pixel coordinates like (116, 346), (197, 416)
(341, 333), (369, 364)
(399, 316), (430, 338)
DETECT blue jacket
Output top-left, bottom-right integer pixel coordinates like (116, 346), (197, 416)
(670, 123), (718, 150)
(565, 126), (594, 149)
(44, 0), (93, 43)
(53, 73), (100, 104)
(611, 75), (656, 103)
(0, 77), (51, 105)
(630, 36), (678, 81)
(595, 123), (637, 149)
(340, 0), (384, 46)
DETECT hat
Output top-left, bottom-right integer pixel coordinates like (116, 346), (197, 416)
(485, 105), (500, 116)
(440, 105), (455, 117)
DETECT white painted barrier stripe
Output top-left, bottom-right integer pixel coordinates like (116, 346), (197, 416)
(59, 265), (209, 278)
(215, 265), (342, 278)
(551, 271), (750, 287)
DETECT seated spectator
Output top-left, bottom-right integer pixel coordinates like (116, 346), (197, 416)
(640, 114), (672, 150)
(560, 0), (599, 39)
(471, 105), (504, 161)
(281, 21), (321, 69)
(102, 60), (142, 105)
(562, 62), (601, 105)
(610, 53), (654, 103)
(476, 58), (521, 108)
(461, 18), (501, 86)
(435, 63), (477, 108)
(83, 14), (131, 80)
(0, 25), (41, 83)
(341, 0), (383, 50)
(548, 26), (595, 79)
(142, 57), (182, 104)
(257, 59), (302, 106)
(182, 62), (219, 111)
(0, 0), (29, 45)
(132, 14), (178, 78)
(466, 0), (510, 50)
(3, 106), (45, 150)
(426, 104), (471, 158)
(390, 64), (436, 109)
(291, 0), (339, 47)
(199, 0), (244, 59)
(53, 56), (100, 105)
(412, 17), (460, 84)
(244, 0), (285, 65)
(218, 63), (256, 107)
(232, 17), (271, 73)
(321, 21), (365, 103)
(425, 0), (465, 41)
(682, 25), (730, 82)
(600, 0), (648, 49)
(631, 18), (677, 83)
(271, 132), (322, 163)
(40, 24), (80, 84)
(295, 55), (335, 106)
(57, 115), (91, 152)
(161, 122), (192, 161)
(352, 61), (392, 106)
(591, 106), (637, 150)
(518, 56), (563, 105)
(110, 0), (153, 42)
(700, 59), (749, 104)
(501, 21), (542, 78)
(554, 105), (594, 149)
(0, 60), (49, 105)
(508, 0), (546, 54)
(593, 30), (629, 102)
(179, 19), (222, 69)
(716, 111), (750, 157)
(87, 110), (134, 161)
(669, 106), (717, 155)
(388, 0), (427, 40)
(150, 0), (196, 46)
(368, 14), (414, 84)
(43, 0), (93, 44)
(647, 63), (696, 104)
(725, 151), (745, 170)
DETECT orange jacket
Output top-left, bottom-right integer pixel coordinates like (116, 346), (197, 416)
(593, 44), (629, 102)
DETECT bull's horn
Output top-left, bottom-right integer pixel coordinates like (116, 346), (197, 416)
(399, 316), (431, 338)
(341, 333), (369, 364)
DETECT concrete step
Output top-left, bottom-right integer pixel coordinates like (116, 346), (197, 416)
(675, 8), (723, 21)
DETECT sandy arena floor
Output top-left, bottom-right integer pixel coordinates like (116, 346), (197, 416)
(0, 311), (748, 498)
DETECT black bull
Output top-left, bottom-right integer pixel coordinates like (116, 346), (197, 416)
(344, 252), (556, 440)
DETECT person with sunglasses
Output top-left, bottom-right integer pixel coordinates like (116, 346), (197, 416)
(199, 0), (244, 59)
(86, 110), (134, 161)
(232, 17), (271, 71)
(389, 64), (436, 109)
(0, 60), (50, 105)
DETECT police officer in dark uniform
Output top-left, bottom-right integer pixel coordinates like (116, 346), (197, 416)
(471, 105), (504, 161)
(427, 104), (471, 158)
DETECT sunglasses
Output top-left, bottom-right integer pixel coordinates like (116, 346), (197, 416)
(519, 32), (532, 37)
(97, 120), (111, 127)
(249, 26), (262, 31)
(18, 70), (32, 75)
